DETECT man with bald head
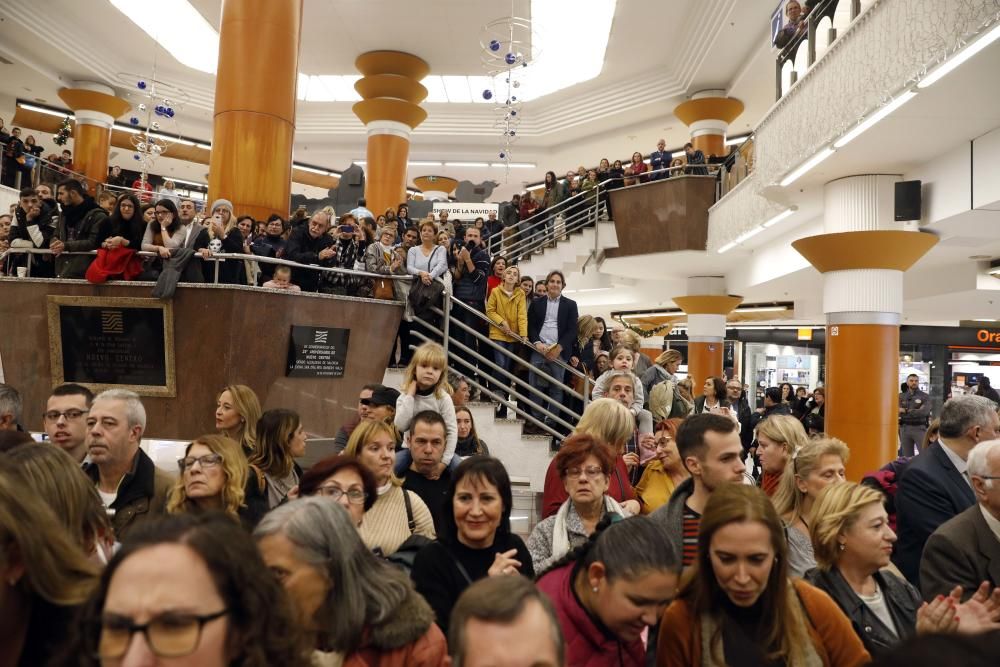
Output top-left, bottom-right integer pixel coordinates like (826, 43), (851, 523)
(284, 209), (335, 292)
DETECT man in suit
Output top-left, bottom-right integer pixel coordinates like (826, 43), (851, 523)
(526, 270), (578, 434)
(894, 395), (1000, 587)
(920, 439), (1000, 601)
(650, 138), (671, 180)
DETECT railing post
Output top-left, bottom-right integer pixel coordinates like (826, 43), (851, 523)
(441, 286), (451, 356)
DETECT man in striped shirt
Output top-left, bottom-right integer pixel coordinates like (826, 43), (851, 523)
(650, 413), (745, 567)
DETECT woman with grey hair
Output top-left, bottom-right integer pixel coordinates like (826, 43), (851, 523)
(255, 498), (448, 666)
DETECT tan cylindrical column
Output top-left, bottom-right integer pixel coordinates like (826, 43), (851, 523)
(675, 295), (743, 395)
(57, 84), (131, 194)
(209, 0), (302, 221)
(673, 92), (744, 159)
(353, 52), (429, 216)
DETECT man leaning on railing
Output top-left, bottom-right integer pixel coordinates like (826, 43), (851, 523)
(8, 186), (58, 277)
(50, 179), (111, 279)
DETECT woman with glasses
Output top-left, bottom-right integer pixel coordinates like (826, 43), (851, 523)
(527, 433), (632, 573)
(256, 499), (447, 666)
(635, 418), (690, 514)
(73, 512), (307, 667)
(296, 455), (377, 528)
(344, 419), (435, 556)
(167, 434), (266, 530)
(101, 193), (145, 256)
(140, 198), (183, 264)
(250, 409), (307, 510)
(0, 456), (99, 666)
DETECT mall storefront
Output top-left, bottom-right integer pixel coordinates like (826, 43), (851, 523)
(661, 325), (1000, 414)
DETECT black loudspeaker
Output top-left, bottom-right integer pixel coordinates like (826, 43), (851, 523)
(895, 180), (922, 221)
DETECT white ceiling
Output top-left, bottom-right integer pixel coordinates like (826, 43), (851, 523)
(0, 0), (776, 188)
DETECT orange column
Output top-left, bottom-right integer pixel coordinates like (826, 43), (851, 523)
(794, 230), (938, 480)
(673, 93), (744, 160)
(209, 0), (302, 221)
(353, 51), (429, 216)
(675, 295), (743, 396)
(57, 85), (131, 194)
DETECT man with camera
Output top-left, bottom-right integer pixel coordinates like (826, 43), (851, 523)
(451, 225), (490, 388)
(324, 213), (364, 296)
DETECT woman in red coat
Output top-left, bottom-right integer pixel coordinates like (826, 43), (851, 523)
(536, 516), (681, 667)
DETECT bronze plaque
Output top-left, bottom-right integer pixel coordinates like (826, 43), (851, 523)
(47, 296), (176, 397)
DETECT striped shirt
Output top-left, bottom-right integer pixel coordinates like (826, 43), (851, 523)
(682, 505), (701, 567)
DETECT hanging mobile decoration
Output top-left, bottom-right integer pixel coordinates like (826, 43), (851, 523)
(480, 3), (538, 181)
(115, 66), (190, 190)
(52, 116), (72, 146)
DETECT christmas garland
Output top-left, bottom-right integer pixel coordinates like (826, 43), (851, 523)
(53, 116), (72, 146)
(614, 316), (673, 338)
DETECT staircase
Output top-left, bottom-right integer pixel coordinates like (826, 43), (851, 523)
(515, 219), (619, 280)
(382, 367), (554, 492)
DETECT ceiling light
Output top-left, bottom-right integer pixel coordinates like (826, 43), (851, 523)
(442, 76), (473, 104)
(734, 225), (766, 244)
(491, 162), (537, 168)
(918, 21), (1000, 89)
(17, 102), (68, 118)
(353, 160), (367, 167)
(445, 161), (490, 167)
(170, 177), (206, 187)
(295, 165), (329, 175)
(735, 306), (789, 313)
(194, 142), (212, 150)
(833, 91), (917, 149)
(110, 0), (219, 74)
(779, 147), (835, 187)
(717, 241), (738, 254)
(525, 0), (616, 100)
(409, 161), (443, 167)
(761, 207), (796, 228)
(725, 135), (751, 146)
(114, 124), (142, 135)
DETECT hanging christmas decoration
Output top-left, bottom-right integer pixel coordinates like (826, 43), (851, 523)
(115, 68), (190, 189)
(480, 3), (538, 181)
(52, 116), (72, 146)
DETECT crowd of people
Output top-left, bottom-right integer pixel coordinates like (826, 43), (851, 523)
(2, 329), (1000, 666)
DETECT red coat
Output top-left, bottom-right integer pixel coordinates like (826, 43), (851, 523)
(537, 563), (646, 667)
(542, 454), (635, 519)
(85, 247), (144, 283)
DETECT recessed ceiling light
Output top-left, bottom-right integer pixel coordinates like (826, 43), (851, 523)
(969, 255), (991, 260)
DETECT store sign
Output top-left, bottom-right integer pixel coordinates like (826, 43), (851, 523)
(432, 202), (500, 220)
(977, 329), (1000, 343)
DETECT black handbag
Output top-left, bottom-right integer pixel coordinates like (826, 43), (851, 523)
(386, 489), (433, 572)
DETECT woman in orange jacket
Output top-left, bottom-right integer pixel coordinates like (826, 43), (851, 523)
(657, 484), (870, 667)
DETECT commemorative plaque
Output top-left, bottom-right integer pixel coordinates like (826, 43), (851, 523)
(287, 326), (349, 378)
(47, 296), (176, 397)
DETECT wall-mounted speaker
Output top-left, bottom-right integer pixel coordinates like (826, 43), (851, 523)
(895, 180), (922, 221)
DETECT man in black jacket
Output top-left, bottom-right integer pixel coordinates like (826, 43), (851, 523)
(284, 209), (335, 292)
(526, 270), (578, 432)
(726, 379), (755, 455)
(750, 386), (791, 431)
(451, 225), (490, 387)
(899, 373), (931, 456)
(8, 186), (57, 276)
(51, 178), (110, 278)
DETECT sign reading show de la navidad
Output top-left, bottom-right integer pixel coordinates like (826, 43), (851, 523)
(286, 326), (349, 378)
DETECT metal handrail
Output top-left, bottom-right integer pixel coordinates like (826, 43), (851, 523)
(503, 198), (606, 261)
(444, 293), (589, 385)
(433, 303), (587, 409)
(424, 311), (582, 428)
(409, 317), (578, 439)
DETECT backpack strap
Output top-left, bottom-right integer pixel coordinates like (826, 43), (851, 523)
(402, 488), (417, 534)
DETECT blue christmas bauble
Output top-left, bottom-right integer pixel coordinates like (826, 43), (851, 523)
(133, 153), (141, 160)
(137, 81), (146, 89)
(511, 96), (518, 102)
(509, 130), (516, 136)
(166, 108), (175, 118)
(510, 110), (517, 117)
(505, 52), (517, 65)
(129, 117), (139, 125)
(482, 89), (493, 100)
(489, 39), (501, 52)
(499, 151), (506, 159)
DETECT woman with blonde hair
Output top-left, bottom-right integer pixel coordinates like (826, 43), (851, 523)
(396, 341), (458, 465)
(167, 434), (266, 529)
(344, 418), (435, 556)
(755, 415), (810, 496)
(215, 384), (262, 455)
(0, 457), (99, 666)
(658, 484), (870, 667)
(804, 482), (981, 656)
(541, 398), (641, 518)
(6, 444), (114, 564)
(250, 408), (307, 509)
(772, 436), (850, 577)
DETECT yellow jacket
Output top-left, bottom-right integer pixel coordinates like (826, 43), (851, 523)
(635, 461), (684, 515)
(486, 286), (528, 342)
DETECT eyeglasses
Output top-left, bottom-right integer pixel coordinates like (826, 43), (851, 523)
(314, 485), (368, 503)
(42, 408), (89, 422)
(97, 609), (227, 659)
(178, 454), (223, 472)
(565, 466), (605, 479)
